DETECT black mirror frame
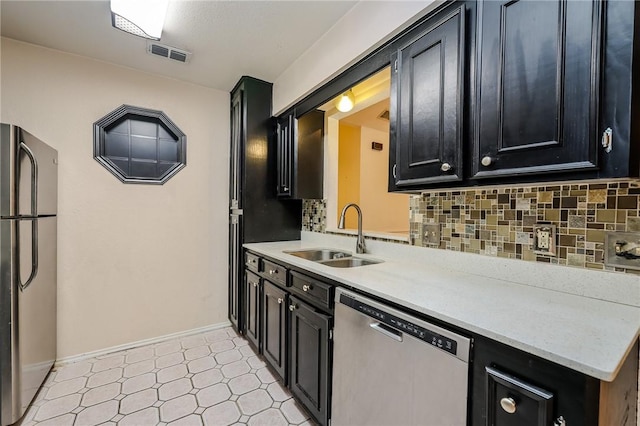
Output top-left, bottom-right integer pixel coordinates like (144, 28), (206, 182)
(93, 104), (187, 184)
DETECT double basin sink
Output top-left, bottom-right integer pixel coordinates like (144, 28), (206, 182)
(284, 249), (383, 268)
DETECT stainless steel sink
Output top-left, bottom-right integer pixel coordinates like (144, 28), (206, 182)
(320, 257), (383, 268)
(285, 249), (352, 262)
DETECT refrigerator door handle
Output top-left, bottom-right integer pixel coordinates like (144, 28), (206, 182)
(17, 139), (40, 291)
(18, 219), (39, 292)
(19, 140), (38, 216)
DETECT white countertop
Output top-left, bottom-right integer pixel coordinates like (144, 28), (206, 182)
(244, 232), (640, 382)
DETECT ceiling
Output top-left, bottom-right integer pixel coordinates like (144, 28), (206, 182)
(319, 66), (390, 132)
(341, 98), (390, 133)
(0, 0), (357, 91)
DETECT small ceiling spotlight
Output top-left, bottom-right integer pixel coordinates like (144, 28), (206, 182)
(336, 90), (355, 113)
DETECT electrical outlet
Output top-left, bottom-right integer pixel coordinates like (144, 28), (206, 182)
(537, 230), (551, 249)
(604, 231), (640, 270)
(534, 224), (556, 256)
(424, 223), (440, 245)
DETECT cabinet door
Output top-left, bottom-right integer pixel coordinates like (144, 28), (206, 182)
(228, 220), (242, 331)
(391, 6), (465, 189)
(230, 88), (243, 208)
(289, 296), (331, 426)
(473, 0), (602, 179)
(295, 110), (324, 199)
(276, 114), (293, 197)
(244, 271), (261, 351)
(262, 280), (287, 381)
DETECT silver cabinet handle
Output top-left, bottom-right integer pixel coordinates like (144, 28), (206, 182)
(481, 156), (493, 167)
(277, 298), (283, 304)
(553, 416), (566, 426)
(440, 162), (452, 172)
(289, 304), (296, 311)
(283, 186), (289, 192)
(601, 127), (613, 153)
(252, 282), (258, 288)
(269, 269), (277, 275)
(302, 284), (311, 292)
(392, 164), (397, 178)
(500, 397), (517, 414)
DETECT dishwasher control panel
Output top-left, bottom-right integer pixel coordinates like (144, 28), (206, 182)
(339, 293), (458, 356)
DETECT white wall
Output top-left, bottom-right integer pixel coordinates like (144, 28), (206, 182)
(272, 1), (438, 114)
(1, 38), (230, 358)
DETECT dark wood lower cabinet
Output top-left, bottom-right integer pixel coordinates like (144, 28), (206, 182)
(241, 251), (637, 426)
(262, 280), (287, 382)
(288, 296), (332, 426)
(471, 335), (600, 426)
(244, 270), (261, 352)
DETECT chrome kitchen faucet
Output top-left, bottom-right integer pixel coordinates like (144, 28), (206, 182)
(338, 203), (366, 254)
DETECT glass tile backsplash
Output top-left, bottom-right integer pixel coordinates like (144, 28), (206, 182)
(302, 179), (640, 275)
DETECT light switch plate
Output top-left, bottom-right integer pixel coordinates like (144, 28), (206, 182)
(424, 223), (440, 245)
(604, 232), (640, 270)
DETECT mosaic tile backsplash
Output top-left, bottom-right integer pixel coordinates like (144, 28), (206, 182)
(302, 199), (327, 233)
(303, 179), (640, 275)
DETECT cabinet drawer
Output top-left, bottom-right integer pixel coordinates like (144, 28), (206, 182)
(290, 271), (332, 311)
(245, 252), (260, 272)
(486, 366), (554, 426)
(262, 260), (287, 287)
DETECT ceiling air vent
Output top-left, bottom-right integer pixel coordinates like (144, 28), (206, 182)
(378, 110), (390, 121)
(147, 42), (191, 63)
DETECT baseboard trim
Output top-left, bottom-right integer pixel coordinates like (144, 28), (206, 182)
(55, 321), (232, 367)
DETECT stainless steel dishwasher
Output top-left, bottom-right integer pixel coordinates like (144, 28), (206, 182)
(332, 288), (471, 426)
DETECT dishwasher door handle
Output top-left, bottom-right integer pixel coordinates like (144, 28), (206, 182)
(369, 322), (403, 342)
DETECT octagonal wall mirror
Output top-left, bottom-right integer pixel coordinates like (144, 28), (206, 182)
(94, 105), (186, 184)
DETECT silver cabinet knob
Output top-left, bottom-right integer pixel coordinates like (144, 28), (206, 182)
(269, 269), (277, 275)
(283, 186), (289, 192)
(500, 397), (517, 414)
(481, 156), (493, 167)
(289, 304), (296, 312)
(302, 284), (311, 292)
(554, 416), (566, 426)
(277, 297), (283, 304)
(252, 282), (257, 288)
(440, 163), (452, 172)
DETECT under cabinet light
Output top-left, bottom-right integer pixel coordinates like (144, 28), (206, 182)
(110, 0), (169, 40)
(336, 90), (356, 113)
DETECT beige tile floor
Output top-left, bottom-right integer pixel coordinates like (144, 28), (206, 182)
(19, 327), (316, 426)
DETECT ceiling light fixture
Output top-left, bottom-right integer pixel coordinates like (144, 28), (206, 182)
(336, 90), (356, 113)
(110, 0), (169, 40)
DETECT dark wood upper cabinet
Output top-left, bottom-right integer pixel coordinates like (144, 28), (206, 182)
(390, 5), (465, 190)
(472, 0), (602, 179)
(262, 280), (287, 382)
(276, 113), (293, 198)
(385, 0), (638, 190)
(276, 110), (324, 199)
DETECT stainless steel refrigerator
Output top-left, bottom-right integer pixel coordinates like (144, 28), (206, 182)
(0, 124), (57, 426)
